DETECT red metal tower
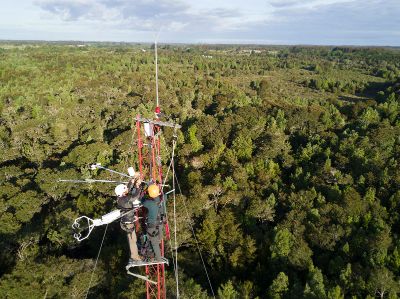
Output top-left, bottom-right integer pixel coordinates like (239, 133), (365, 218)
(135, 110), (179, 299)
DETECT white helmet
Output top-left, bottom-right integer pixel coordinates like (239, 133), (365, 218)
(115, 184), (128, 197)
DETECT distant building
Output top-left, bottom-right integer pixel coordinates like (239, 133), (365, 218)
(239, 49), (263, 54)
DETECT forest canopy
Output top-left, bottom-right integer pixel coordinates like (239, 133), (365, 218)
(0, 42), (399, 298)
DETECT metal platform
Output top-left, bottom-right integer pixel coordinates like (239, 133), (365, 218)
(126, 258), (169, 284)
(126, 257), (169, 269)
(136, 116), (182, 129)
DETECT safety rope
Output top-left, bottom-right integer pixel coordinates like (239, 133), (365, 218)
(84, 223), (109, 299)
(174, 172), (216, 298)
(121, 123), (137, 179)
(160, 134), (180, 298)
(161, 136), (175, 193)
(171, 138), (179, 298)
(163, 196), (179, 297)
(163, 203), (177, 278)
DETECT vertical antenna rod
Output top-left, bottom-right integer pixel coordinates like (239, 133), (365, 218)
(155, 39), (159, 108)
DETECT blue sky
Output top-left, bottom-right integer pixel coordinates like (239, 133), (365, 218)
(0, 0), (399, 45)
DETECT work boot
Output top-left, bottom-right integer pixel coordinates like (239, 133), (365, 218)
(127, 258), (136, 266)
(128, 257), (142, 266)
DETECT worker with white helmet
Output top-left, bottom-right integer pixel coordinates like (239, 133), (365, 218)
(115, 172), (143, 266)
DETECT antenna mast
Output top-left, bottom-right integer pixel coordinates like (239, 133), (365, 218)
(155, 39), (159, 108)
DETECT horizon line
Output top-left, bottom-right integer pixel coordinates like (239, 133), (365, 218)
(1, 39), (400, 49)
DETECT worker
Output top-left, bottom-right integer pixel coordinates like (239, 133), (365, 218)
(142, 183), (163, 262)
(115, 175), (143, 266)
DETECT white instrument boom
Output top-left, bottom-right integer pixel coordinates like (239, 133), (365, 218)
(72, 209), (124, 241)
(95, 209), (121, 225)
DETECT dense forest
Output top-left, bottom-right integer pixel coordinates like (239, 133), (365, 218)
(0, 42), (399, 298)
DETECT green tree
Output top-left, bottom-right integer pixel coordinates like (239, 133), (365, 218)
(218, 280), (239, 299)
(304, 266), (326, 299)
(269, 272), (289, 299)
(232, 134), (253, 161)
(0, 256), (104, 299)
(186, 124), (203, 152)
(258, 79), (270, 99)
(359, 107), (380, 128)
(327, 286), (344, 299)
(368, 268), (399, 299)
(270, 228), (294, 259)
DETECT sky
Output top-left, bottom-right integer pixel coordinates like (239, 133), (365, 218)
(0, 0), (399, 45)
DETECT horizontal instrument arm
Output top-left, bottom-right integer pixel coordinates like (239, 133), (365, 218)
(136, 116), (182, 129)
(59, 179), (129, 184)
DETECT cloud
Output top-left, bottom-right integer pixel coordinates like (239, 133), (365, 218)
(35, 0), (100, 21)
(234, 0), (400, 45)
(32, 0), (400, 45)
(35, 0), (247, 32)
(266, 0), (357, 10)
